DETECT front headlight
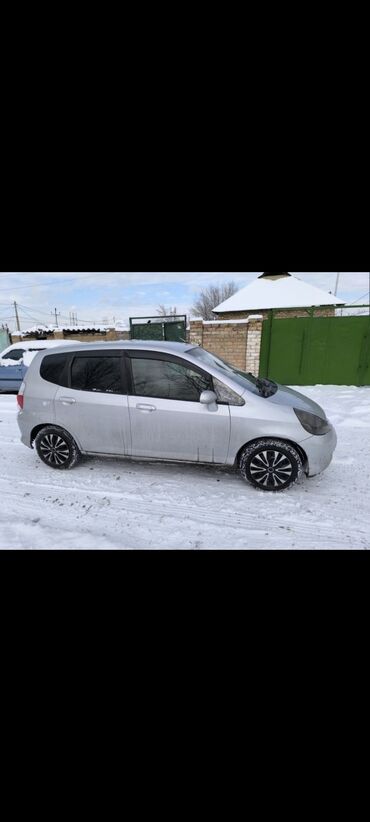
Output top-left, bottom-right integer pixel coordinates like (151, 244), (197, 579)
(294, 408), (331, 436)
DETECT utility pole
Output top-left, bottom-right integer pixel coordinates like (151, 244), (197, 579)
(14, 301), (21, 332)
(51, 307), (60, 327)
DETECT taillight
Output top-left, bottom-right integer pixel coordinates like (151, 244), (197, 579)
(17, 381), (25, 409)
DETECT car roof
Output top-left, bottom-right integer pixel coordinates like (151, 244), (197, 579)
(5, 340), (80, 350)
(39, 340), (196, 356)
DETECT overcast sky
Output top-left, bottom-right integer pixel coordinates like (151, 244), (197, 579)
(0, 272), (369, 332)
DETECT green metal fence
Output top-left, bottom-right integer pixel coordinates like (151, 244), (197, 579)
(130, 315), (187, 343)
(0, 328), (10, 353)
(259, 306), (370, 386)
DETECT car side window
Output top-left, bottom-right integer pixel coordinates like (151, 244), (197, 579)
(71, 356), (123, 394)
(40, 353), (70, 387)
(2, 348), (25, 361)
(130, 356), (213, 401)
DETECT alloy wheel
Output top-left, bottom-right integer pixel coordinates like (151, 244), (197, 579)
(249, 449), (294, 489)
(39, 433), (70, 466)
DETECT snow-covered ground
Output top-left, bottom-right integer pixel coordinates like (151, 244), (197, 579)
(1, 386), (369, 549)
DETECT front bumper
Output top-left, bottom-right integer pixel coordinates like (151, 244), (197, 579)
(300, 425), (337, 477)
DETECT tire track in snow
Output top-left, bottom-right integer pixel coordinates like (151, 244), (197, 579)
(1, 477), (363, 547)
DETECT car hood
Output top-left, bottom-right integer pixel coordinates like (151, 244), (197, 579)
(264, 384), (327, 420)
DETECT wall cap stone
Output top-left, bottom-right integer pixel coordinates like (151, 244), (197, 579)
(201, 319), (249, 325)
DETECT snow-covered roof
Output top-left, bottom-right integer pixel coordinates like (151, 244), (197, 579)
(213, 273), (346, 313)
(19, 324), (111, 336)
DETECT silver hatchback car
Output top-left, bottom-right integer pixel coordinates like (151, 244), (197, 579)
(17, 341), (337, 492)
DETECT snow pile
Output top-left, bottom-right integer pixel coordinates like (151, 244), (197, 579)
(22, 350), (39, 367)
(0, 358), (20, 367)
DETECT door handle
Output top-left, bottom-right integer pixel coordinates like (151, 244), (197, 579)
(60, 397), (76, 405)
(136, 403), (156, 412)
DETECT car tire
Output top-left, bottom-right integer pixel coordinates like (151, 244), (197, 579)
(239, 439), (303, 492)
(34, 426), (81, 470)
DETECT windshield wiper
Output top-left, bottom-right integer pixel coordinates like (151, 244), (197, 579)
(253, 376), (277, 398)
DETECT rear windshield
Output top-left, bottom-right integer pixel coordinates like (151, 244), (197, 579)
(190, 347), (260, 395)
(1, 348), (26, 361)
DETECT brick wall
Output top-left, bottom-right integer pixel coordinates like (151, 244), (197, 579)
(203, 323), (248, 371)
(214, 306), (335, 321)
(189, 319), (251, 372)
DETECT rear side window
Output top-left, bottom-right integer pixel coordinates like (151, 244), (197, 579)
(71, 356), (123, 394)
(40, 353), (70, 387)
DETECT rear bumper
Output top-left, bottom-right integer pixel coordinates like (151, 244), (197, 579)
(17, 413), (33, 448)
(301, 425), (337, 477)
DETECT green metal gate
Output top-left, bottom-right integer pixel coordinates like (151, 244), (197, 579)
(130, 315), (187, 342)
(259, 309), (370, 386)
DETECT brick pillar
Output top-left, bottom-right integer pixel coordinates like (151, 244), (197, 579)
(106, 328), (118, 340)
(189, 320), (203, 347)
(245, 316), (263, 376)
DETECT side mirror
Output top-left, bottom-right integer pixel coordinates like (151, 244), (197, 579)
(200, 390), (218, 405)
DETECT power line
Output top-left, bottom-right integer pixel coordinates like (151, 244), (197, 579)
(17, 303), (99, 325)
(16, 305), (50, 323)
(346, 291), (370, 306)
(17, 303), (54, 316)
(0, 273), (95, 293)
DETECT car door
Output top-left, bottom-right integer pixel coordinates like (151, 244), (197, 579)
(53, 351), (131, 455)
(0, 362), (24, 391)
(126, 351), (230, 463)
(0, 347), (26, 391)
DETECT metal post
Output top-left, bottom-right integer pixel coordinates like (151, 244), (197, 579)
(334, 272), (340, 296)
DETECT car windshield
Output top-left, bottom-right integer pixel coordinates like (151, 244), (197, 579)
(190, 347), (261, 395)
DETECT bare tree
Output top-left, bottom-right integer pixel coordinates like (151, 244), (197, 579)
(157, 305), (177, 316)
(190, 281), (238, 320)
